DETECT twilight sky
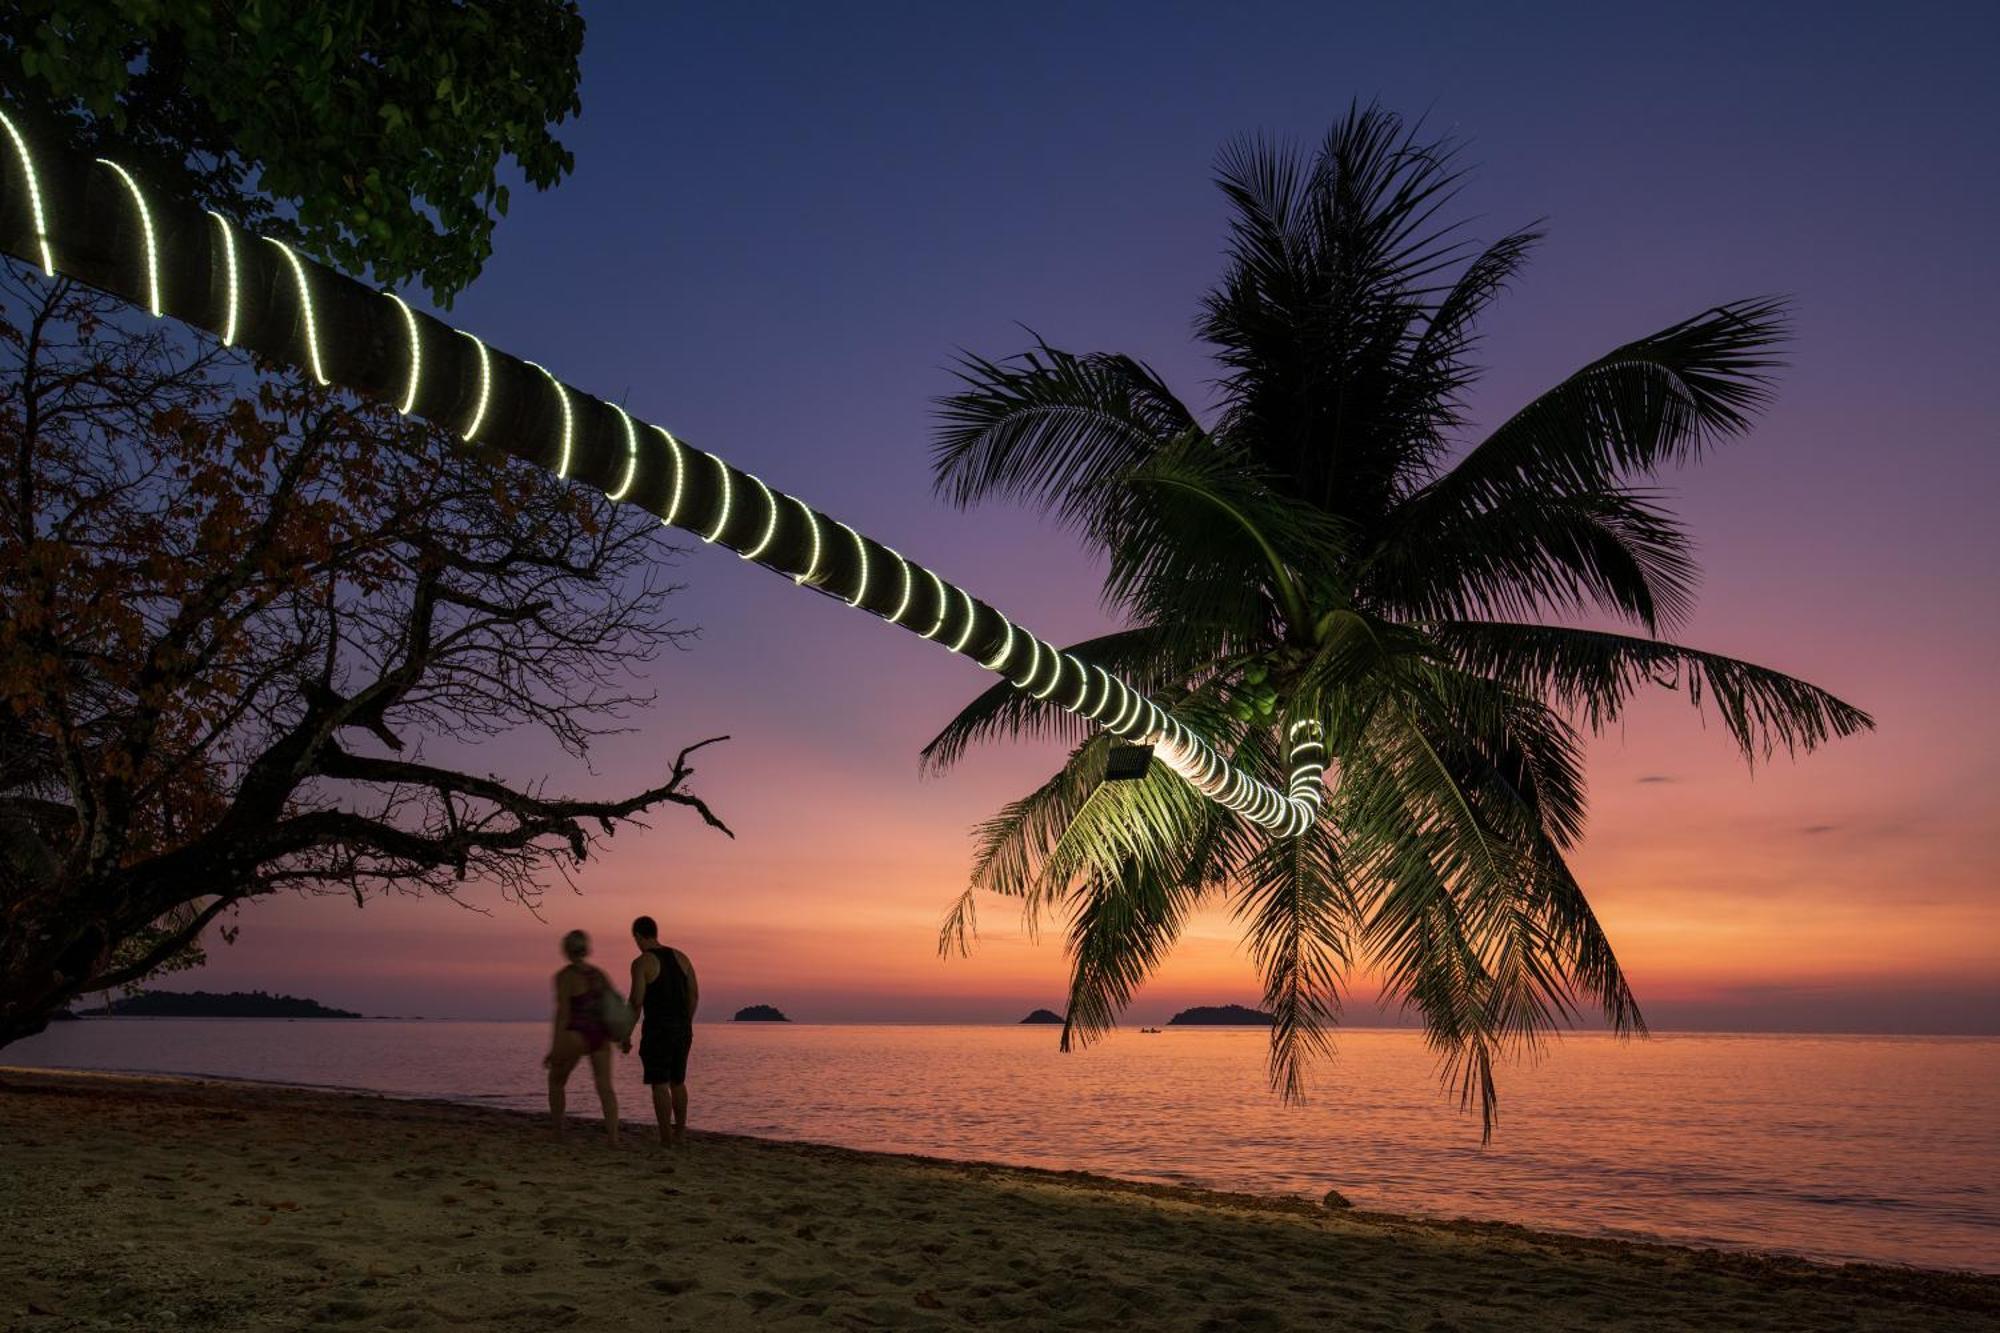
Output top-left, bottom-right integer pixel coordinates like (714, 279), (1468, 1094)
(193, 1), (1999, 1031)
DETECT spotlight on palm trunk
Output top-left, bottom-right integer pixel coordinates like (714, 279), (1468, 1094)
(1103, 744), (1155, 782)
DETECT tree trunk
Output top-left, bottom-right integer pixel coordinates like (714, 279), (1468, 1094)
(0, 911), (111, 1053)
(0, 1005), (55, 1050)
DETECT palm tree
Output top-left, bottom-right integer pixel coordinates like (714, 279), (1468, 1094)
(924, 106), (1871, 1135)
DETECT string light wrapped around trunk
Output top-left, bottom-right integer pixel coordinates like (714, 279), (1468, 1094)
(0, 107), (1326, 834)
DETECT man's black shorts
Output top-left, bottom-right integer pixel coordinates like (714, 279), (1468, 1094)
(640, 1023), (693, 1085)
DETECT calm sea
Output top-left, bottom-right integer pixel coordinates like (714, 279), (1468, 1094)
(9, 1021), (1995, 1274)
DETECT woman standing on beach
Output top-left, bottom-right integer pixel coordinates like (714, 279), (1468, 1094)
(544, 930), (619, 1145)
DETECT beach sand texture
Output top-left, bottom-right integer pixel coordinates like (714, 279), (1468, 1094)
(2, 1071), (1994, 1331)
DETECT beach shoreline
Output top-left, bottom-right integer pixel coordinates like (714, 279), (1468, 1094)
(4, 1068), (1995, 1330)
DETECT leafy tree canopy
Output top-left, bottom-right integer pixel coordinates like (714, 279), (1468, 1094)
(1, 0), (584, 303)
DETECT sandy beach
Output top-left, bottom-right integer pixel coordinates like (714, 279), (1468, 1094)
(2, 1070), (1993, 1332)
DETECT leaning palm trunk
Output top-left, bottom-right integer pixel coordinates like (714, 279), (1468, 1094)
(925, 105), (1871, 1136)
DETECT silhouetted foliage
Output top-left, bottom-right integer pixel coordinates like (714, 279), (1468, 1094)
(79, 988), (360, 1018)
(0, 0), (584, 302)
(0, 269), (731, 1048)
(930, 106), (1870, 1136)
(1167, 1005), (1275, 1027)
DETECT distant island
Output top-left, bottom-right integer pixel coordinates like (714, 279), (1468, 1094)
(1019, 1008), (1064, 1024)
(1166, 1004), (1275, 1026)
(733, 1004), (790, 1022)
(78, 989), (362, 1019)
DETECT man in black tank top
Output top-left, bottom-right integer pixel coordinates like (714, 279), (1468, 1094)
(624, 915), (698, 1148)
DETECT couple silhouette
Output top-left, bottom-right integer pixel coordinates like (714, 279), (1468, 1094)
(544, 916), (697, 1148)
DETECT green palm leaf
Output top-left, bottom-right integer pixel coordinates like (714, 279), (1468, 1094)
(933, 339), (1198, 533)
(1236, 824), (1357, 1101)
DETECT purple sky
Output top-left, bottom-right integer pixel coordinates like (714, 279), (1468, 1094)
(191, 2), (1998, 1031)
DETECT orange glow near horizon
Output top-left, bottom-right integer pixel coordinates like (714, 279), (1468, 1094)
(196, 634), (1998, 1034)
(133, 12), (2000, 1038)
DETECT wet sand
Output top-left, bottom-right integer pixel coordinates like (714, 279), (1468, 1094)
(2, 1069), (1993, 1331)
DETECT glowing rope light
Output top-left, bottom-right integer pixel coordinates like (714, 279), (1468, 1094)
(1084, 666), (1112, 719)
(791, 497), (823, 584)
(1066, 656), (1092, 711)
(701, 453), (734, 543)
(921, 571), (950, 639)
(383, 292), (423, 415)
(1040, 652), (1072, 700)
(456, 331), (491, 441)
(1108, 680), (1139, 734)
(0, 115), (1325, 836)
(1120, 687), (1147, 736)
(263, 238), (328, 385)
(95, 160), (160, 316)
(1031, 644), (1066, 701)
(1116, 681), (1143, 734)
(742, 476), (780, 560)
(606, 403), (640, 501)
(949, 589), (979, 653)
(204, 212), (239, 346)
(835, 521), (869, 606)
(979, 613), (1016, 670)
(1128, 690), (1153, 737)
(1021, 635), (1044, 686)
(524, 361), (574, 478)
(885, 550), (914, 623)
(0, 109), (52, 276)
(655, 425), (687, 526)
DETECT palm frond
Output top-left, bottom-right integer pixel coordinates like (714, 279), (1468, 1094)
(1522, 843), (1645, 1036)
(1201, 105), (1484, 516)
(1052, 751), (1241, 1050)
(1431, 620), (1874, 762)
(1404, 226), (1544, 406)
(1060, 859), (1193, 1051)
(1393, 662), (1642, 1032)
(1412, 298), (1791, 516)
(959, 738), (1108, 937)
(1235, 823), (1356, 1101)
(1037, 747), (1218, 897)
(931, 339), (1198, 531)
(1100, 439), (1350, 643)
(1369, 487), (1699, 633)
(919, 627), (1172, 775)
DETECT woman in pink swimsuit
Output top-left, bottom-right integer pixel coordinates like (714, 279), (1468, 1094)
(544, 929), (619, 1144)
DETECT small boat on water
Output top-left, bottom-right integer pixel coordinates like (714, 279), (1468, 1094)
(1139, 1026), (1162, 1034)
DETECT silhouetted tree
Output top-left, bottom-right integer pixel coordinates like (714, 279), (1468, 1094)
(0, 268), (729, 1048)
(929, 107), (1871, 1134)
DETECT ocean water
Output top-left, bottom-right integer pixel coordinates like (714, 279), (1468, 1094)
(9, 1020), (1995, 1274)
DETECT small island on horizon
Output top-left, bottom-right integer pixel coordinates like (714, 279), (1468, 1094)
(77, 989), (362, 1019)
(1018, 1008), (1064, 1024)
(1167, 1004), (1276, 1027)
(733, 1004), (790, 1022)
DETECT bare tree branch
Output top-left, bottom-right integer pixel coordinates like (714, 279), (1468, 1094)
(1, 266), (727, 1047)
